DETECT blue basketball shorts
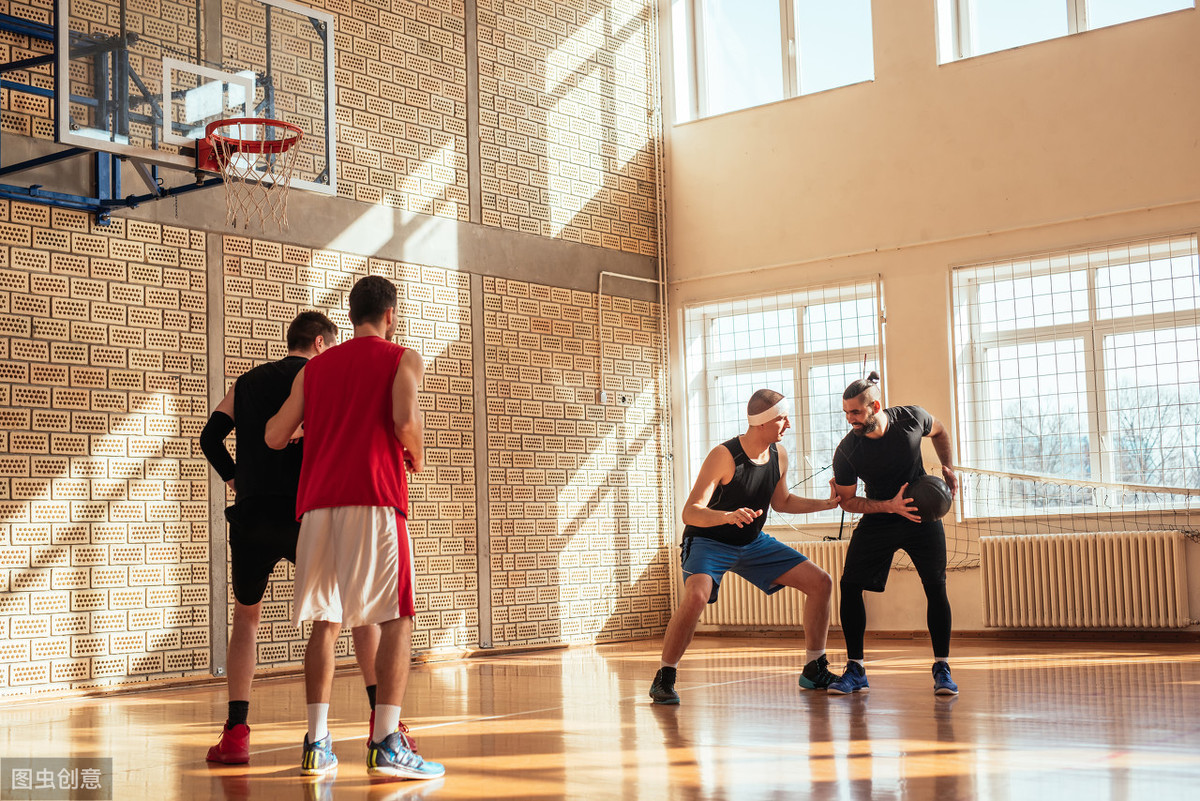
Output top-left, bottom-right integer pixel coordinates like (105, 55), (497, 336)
(680, 532), (809, 604)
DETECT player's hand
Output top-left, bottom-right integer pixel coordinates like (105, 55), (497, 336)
(403, 449), (422, 474)
(288, 423), (304, 445)
(825, 479), (839, 510)
(725, 507), (761, 527)
(889, 483), (920, 522)
(942, 465), (958, 497)
(225, 479), (236, 492)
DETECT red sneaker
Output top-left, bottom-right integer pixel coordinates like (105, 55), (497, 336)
(366, 711), (418, 754)
(206, 723), (250, 764)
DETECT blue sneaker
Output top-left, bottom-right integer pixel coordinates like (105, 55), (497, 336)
(300, 733), (337, 775)
(367, 731), (445, 780)
(933, 661), (958, 695)
(827, 662), (869, 695)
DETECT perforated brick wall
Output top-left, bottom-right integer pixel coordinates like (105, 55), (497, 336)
(0, 201), (211, 697)
(0, 217), (669, 694)
(315, 0), (470, 215)
(483, 276), (669, 647)
(220, 235), (479, 660)
(475, 0), (659, 256)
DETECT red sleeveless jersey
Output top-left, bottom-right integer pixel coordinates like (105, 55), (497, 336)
(296, 336), (410, 518)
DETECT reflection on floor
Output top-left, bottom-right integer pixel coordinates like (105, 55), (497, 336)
(2, 636), (1199, 800)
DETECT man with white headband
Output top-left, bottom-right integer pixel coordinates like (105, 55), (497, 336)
(649, 389), (840, 705)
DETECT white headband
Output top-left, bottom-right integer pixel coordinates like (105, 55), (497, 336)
(748, 398), (790, 426)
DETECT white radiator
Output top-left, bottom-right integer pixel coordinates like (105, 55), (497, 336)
(980, 530), (1190, 628)
(699, 539), (850, 628)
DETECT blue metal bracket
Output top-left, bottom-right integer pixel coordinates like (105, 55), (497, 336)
(0, 6), (222, 222)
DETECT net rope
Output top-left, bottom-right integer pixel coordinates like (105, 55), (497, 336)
(208, 120), (301, 231)
(956, 466), (1200, 542)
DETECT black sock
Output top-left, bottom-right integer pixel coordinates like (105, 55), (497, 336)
(366, 684), (377, 710)
(228, 700), (250, 727)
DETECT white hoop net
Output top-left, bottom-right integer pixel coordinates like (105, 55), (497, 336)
(207, 120), (302, 230)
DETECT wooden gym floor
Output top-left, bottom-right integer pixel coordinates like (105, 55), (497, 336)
(2, 636), (1198, 800)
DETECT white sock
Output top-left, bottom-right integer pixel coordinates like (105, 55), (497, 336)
(850, 658), (865, 668)
(373, 704), (402, 744)
(660, 661), (678, 670)
(934, 657), (949, 663)
(306, 703), (329, 742)
(806, 650), (825, 665)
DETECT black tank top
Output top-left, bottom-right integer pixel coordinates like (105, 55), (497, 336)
(682, 437), (780, 547)
(232, 355), (306, 504)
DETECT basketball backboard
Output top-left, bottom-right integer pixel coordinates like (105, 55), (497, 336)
(56, 0), (336, 195)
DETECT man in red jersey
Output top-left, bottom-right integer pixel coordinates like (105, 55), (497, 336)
(266, 275), (443, 781)
(200, 311), (384, 764)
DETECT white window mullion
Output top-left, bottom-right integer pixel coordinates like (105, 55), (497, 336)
(687, 0), (701, 120)
(1083, 267), (1107, 482)
(692, 0), (710, 119)
(956, 0), (976, 59)
(797, 354), (822, 494)
(959, 277), (984, 467)
(779, 0), (797, 97)
(1068, 0), (1086, 34)
(695, 311), (715, 476)
(675, 0), (700, 122)
(794, 301), (809, 495)
(873, 274), (888, 406)
(705, 370), (723, 449)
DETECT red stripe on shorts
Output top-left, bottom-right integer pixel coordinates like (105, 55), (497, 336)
(395, 511), (415, 617)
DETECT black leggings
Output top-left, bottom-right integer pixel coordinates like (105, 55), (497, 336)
(840, 578), (952, 660)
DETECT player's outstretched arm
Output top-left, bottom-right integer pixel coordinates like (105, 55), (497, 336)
(682, 445), (759, 528)
(770, 446), (838, 514)
(265, 368), (305, 450)
(392, 349), (425, 472)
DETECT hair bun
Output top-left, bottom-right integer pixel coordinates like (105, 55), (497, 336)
(867, 370), (880, 383)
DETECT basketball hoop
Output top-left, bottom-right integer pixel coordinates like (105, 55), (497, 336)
(197, 118), (302, 230)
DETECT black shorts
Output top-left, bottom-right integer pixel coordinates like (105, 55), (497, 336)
(841, 514), (946, 593)
(225, 495), (300, 606)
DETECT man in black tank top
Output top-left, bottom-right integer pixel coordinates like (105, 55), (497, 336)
(649, 389), (841, 705)
(199, 312), (397, 762)
(826, 372), (960, 697)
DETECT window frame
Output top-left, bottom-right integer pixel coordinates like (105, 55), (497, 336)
(940, 0), (1195, 62)
(952, 235), (1200, 506)
(671, 0), (875, 122)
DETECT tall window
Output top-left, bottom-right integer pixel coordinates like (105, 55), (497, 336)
(937, 0), (1194, 62)
(683, 281), (882, 523)
(952, 235), (1200, 498)
(671, 0), (875, 121)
